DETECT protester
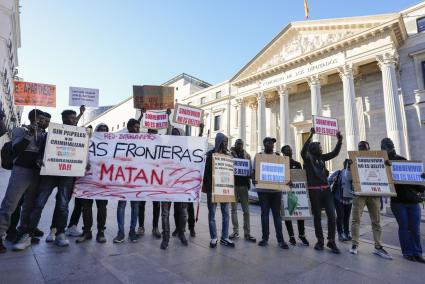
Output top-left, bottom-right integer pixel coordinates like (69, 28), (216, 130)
(349, 141), (392, 259)
(301, 127), (342, 254)
(253, 137), (288, 249)
(76, 123), (109, 244)
(113, 119), (140, 243)
(281, 145), (309, 246)
(381, 138), (425, 263)
(203, 133), (234, 248)
(0, 108), (7, 137)
(229, 139), (256, 243)
(328, 159), (353, 242)
(0, 109), (45, 253)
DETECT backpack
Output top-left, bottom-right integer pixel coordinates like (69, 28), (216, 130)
(1, 141), (13, 170)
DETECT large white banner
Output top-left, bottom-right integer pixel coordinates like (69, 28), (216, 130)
(41, 123), (90, 177)
(69, 87), (99, 107)
(74, 133), (208, 202)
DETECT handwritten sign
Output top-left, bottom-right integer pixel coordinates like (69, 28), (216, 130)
(69, 87), (99, 107)
(142, 111), (169, 129)
(349, 151), (396, 196)
(41, 123), (89, 177)
(133, 85), (174, 110)
(313, 115), (339, 136)
(173, 103), (204, 127)
(391, 161), (425, 185)
(255, 154), (289, 191)
(212, 154), (235, 203)
(281, 170), (312, 220)
(233, 158), (250, 176)
(74, 133), (207, 202)
(14, 81), (56, 107)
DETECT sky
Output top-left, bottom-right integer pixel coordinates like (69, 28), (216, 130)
(18, 0), (422, 124)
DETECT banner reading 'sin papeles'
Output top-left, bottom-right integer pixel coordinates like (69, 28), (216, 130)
(14, 81), (56, 107)
(74, 133), (208, 202)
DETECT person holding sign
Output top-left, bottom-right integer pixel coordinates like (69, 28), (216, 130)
(281, 145), (309, 247)
(382, 138), (425, 263)
(229, 139), (256, 243)
(253, 137), (289, 249)
(301, 127), (342, 254)
(202, 133), (235, 248)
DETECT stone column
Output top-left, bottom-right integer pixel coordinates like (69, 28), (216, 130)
(236, 98), (246, 143)
(277, 85), (290, 147)
(338, 64), (360, 151)
(307, 75), (321, 142)
(377, 53), (406, 157)
(249, 103), (258, 153)
(257, 92), (266, 152)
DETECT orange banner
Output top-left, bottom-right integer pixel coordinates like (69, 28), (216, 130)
(14, 81), (56, 107)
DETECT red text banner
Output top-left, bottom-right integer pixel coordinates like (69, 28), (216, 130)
(143, 111), (169, 129)
(173, 103), (204, 127)
(14, 81), (56, 107)
(313, 115), (339, 136)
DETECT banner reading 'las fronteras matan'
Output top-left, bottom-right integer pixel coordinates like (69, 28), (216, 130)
(14, 81), (56, 107)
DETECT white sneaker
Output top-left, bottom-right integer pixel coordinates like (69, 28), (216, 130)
(13, 234), (31, 251)
(46, 228), (57, 243)
(54, 233), (69, 247)
(65, 225), (82, 237)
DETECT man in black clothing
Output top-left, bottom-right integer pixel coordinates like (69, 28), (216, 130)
(281, 145), (309, 246)
(301, 127), (342, 254)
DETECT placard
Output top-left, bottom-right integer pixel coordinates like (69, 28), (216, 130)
(133, 85), (174, 110)
(40, 123), (90, 177)
(313, 115), (339, 136)
(69, 87), (99, 107)
(254, 154), (289, 191)
(14, 81), (56, 107)
(349, 151), (396, 196)
(142, 111), (169, 129)
(173, 103), (204, 127)
(74, 133), (207, 202)
(281, 170), (312, 220)
(234, 158), (251, 176)
(391, 160), (425, 185)
(212, 154), (235, 203)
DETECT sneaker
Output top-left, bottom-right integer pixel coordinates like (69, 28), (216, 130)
(258, 239), (268, 247)
(414, 255), (425, 263)
(46, 228), (57, 243)
(189, 228), (196, 237)
(327, 241), (340, 254)
(314, 241), (324, 251)
(345, 234), (352, 241)
(220, 238), (235, 248)
(244, 235), (256, 243)
(152, 227), (161, 239)
(403, 255), (416, 262)
(113, 232), (125, 243)
(160, 239), (169, 250)
(54, 233), (70, 247)
(137, 227), (145, 237)
(210, 238), (218, 248)
(229, 232), (239, 240)
(178, 233), (188, 246)
(299, 236), (310, 246)
(129, 230), (138, 243)
(338, 233), (345, 242)
(13, 234), (31, 251)
(374, 246), (393, 260)
(5, 232), (18, 243)
(289, 236), (296, 246)
(65, 225), (82, 237)
(76, 231), (92, 243)
(350, 245), (358, 255)
(279, 241), (289, 249)
(96, 231), (107, 243)
(172, 229), (178, 237)
(33, 228), (44, 238)
(0, 239), (6, 253)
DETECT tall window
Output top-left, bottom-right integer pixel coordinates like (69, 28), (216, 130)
(417, 17), (425, 33)
(215, 91), (222, 99)
(422, 61), (425, 88)
(200, 97), (206, 104)
(214, 115), (221, 131)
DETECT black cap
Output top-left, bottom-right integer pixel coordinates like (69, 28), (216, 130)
(263, 137), (277, 144)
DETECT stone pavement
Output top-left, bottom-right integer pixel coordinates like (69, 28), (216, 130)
(0, 169), (424, 284)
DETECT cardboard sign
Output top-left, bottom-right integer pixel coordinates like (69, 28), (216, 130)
(255, 154), (289, 191)
(133, 85), (174, 110)
(142, 111), (169, 129)
(41, 123), (90, 177)
(313, 115), (339, 136)
(234, 158), (251, 176)
(212, 154), (235, 203)
(281, 170), (312, 220)
(74, 133), (207, 202)
(391, 160), (425, 185)
(14, 81), (56, 107)
(349, 151), (396, 196)
(173, 103), (204, 127)
(69, 87), (99, 107)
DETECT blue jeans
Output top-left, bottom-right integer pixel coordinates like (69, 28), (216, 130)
(391, 202), (422, 257)
(117, 201), (139, 234)
(206, 193), (229, 240)
(28, 176), (74, 235)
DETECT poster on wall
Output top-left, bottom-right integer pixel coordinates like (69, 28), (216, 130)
(281, 170), (312, 220)
(173, 103), (204, 127)
(212, 154), (235, 203)
(14, 81), (56, 107)
(69, 87), (99, 107)
(133, 85), (174, 110)
(254, 154), (289, 191)
(312, 115), (339, 136)
(349, 151), (396, 196)
(142, 110), (169, 129)
(391, 160), (425, 185)
(40, 123), (90, 177)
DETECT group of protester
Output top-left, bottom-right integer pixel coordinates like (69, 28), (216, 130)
(0, 108), (424, 264)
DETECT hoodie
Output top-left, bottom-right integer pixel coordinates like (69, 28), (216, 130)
(202, 133), (228, 193)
